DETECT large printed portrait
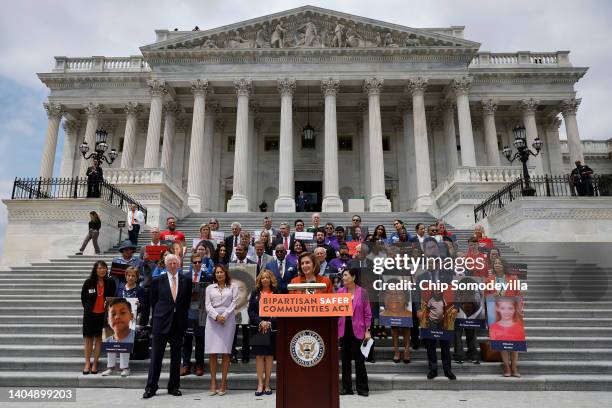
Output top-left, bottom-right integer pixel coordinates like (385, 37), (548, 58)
(454, 276), (487, 329)
(486, 295), (527, 351)
(102, 297), (137, 353)
(378, 276), (413, 328)
(228, 264), (257, 325)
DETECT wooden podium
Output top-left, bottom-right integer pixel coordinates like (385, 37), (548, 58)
(259, 284), (351, 408)
(276, 316), (338, 408)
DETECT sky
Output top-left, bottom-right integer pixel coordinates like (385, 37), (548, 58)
(0, 0), (610, 257)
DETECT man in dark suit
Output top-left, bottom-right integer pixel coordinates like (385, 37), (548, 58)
(410, 223), (427, 251)
(254, 240), (274, 275)
(266, 244), (297, 294)
(272, 222), (293, 252)
(232, 244), (256, 265)
(224, 221), (242, 255)
(143, 254), (192, 399)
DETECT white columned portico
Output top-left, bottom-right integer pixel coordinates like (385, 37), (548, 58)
(79, 103), (104, 177)
(160, 101), (180, 174)
(481, 99), (501, 166)
(120, 103), (142, 168)
(201, 100), (218, 211)
(274, 78), (296, 212)
(451, 77), (477, 167)
(143, 80), (167, 168)
(438, 99), (458, 177)
(59, 119), (80, 178)
(363, 78), (392, 212)
(187, 79), (209, 212)
(406, 78), (432, 210)
(560, 98), (584, 163)
(520, 98), (544, 175)
(321, 78), (343, 212)
(544, 116), (565, 174)
(39, 102), (65, 179)
(227, 78), (251, 212)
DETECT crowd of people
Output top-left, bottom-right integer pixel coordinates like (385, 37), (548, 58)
(80, 213), (524, 398)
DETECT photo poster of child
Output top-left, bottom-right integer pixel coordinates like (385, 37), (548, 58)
(228, 264), (257, 325)
(378, 275), (413, 328)
(102, 297), (137, 353)
(418, 287), (457, 341)
(486, 295), (527, 352)
(454, 276), (487, 329)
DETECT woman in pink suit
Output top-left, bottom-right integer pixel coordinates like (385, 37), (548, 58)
(337, 268), (372, 397)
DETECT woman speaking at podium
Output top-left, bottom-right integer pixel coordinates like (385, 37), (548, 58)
(289, 253), (333, 293)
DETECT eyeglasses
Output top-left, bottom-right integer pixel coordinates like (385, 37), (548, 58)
(192, 261), (202, 264)
(352, 219), (360, 222)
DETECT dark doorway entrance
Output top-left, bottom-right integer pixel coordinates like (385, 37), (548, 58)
(295, 181), (322, 212)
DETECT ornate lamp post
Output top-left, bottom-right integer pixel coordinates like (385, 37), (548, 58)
(502, 126), (543, 196)
(79, 128), (118, 165)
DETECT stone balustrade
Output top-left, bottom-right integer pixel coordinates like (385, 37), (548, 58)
(451, 166), (528, 183)
(104, 168), (185, 197)
(560, 139), (611, 155)
(470, 51), (571, 67)
(53, 56), (151, 73)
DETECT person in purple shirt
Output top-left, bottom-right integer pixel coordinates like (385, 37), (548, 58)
(329, 245), (351, 273)
(324, 223), (339, 250)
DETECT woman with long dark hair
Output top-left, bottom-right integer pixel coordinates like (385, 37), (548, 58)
(285, 239), (306, 265)
(80, 260), (116, 374)
(76, 211), (101, 255)
(213, 243), (230, 266)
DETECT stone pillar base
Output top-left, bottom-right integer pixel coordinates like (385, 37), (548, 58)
(227, 195), (249, 212)
(188, 195), (202, 213)
(413, 195), (434, 212)
(274, 197), (296, 212)
(322, 196), (343, 212)
(368, 196), (392, 212)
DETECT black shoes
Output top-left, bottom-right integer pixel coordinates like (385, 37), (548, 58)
(340, 389), (354, 395)
(142, 389), (156, 399)
(427, 370), (438, 379)
(357, 391), (369, 397)
(444, 371), (457, 380)
(168, 389), (182, 396)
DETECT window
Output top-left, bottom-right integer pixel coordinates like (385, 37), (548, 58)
(382, 137), (391, 151)
(338, 136), (353, 151)
(265, 138), (279, 151)
(227, 137), (235, 152)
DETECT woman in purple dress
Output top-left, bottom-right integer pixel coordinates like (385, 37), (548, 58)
(204, 265), (238, 396)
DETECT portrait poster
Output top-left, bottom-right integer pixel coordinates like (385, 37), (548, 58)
(228, 264), (257, 325)
(378, 275), (413, 327)
(294, 231), (316, 252)
(419, 287), (457, 340)
(486, 295), (527, 352)
(211, 230), (225, 243)
(347, 226), (368, 242)
(102, 297), (137, 353)
(454, 276), (487, 329)
(144, 245), (166, 261)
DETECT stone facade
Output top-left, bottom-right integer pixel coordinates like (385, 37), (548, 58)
(37, 5), (594, 217)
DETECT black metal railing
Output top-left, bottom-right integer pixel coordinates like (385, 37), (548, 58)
(11, 177), (147, 222)
(474, 174), (612, 222)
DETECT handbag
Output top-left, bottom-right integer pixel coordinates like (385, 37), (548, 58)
(480, 341), (501, 362)
(249, 324), (273, 347)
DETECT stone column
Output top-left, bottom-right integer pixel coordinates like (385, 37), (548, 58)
(274, 78), (296, 212)
(201, 100), (219, 211)
(160, 101), (180, 174)
(248, 101), (259, 211)
(321, 78), (343, 212)
(398, 100), (416, 209)
(406, 78), (432, 210)
(358, 100), (370, 202)
(481, 99), (501, 166)
(59, 119), (80, 178)
(187, 79), (209, 212)
(560, 98), (584, 163)
(79, 103), (104, 177)
(227, 79), (252, 212)
(451, 77), (477, 167)
(211, 118), (225, 211)
(120, 103), (142, 168)
(363, 78), (392, 212)
(520, 98), (544, 175)
(544, 116), (565, 175)
(438, 99), (458, 177)
(143, 80), (168, 168)
(39, 102), (65, 179)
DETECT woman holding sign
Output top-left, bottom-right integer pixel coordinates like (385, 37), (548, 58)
(338, 268), (371, 397)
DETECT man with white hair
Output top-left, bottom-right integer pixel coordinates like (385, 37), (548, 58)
(143, 253), (192, 399)
(224, 221), (242, 254)
(307, 213), (321, 232)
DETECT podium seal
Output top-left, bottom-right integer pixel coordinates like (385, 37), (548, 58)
(290, 330), (325, 367)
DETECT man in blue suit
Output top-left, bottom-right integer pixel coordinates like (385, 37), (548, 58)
(143, 254), (192, 399)
(265, 244), (296, 294)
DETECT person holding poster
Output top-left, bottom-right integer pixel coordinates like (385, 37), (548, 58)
(487, 296), (526, 377)
(379, 277), (412, 363)
(453, 276), (485, 365)
(102, 298), (136, 377)
(338, 268), (371, 397)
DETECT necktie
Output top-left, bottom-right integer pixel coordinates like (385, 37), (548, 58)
(234, 236), (238, 247)
(171, 275), (177, 302)
(258, 256), (262, 270)
(283, 237), (288, 250)
(279, 261), (284, 278)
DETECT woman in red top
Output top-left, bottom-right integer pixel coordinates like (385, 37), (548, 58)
(80, 261), (116, 375)
(485, 258), (520, 297)
(289, 253), (333, 293)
